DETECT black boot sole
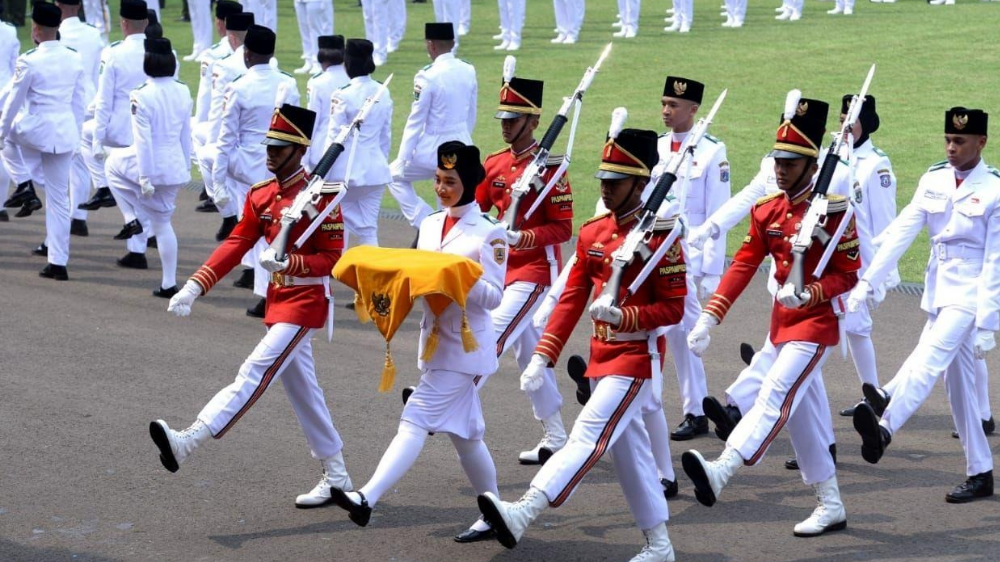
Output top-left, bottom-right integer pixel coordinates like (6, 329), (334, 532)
(793, 519), (847, 537)
(148, 422), (179, 473)
(703, 396), (738, 442)
(853, 404), (884, 464)
(477, 495), (517, 549)
(329, 488), (371, 527)
(681, 451), (717, 507)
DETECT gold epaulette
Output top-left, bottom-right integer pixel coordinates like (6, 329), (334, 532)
(582, 212), (611, 228)
(755, 192), (783, 206)
(250, 179), (271, 191)
(485, 147), (508, 159)
(827, 194), (848, 213)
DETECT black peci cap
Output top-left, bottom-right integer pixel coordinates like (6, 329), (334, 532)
(226, 12), (254, 31)
(215, 0), (241, 21)
(318, 35), (345, 51)
(120, 0), (148, 20)
(945, 107), (988, 136)
(841, 94), (879, 134)
(144, 37), (172, 55)
(437, 141), (486, 195)
(244, 24), (276, 55)
(425, 22), (455, 41)
(32, 2), (62, 27)
(662, 76), (704, 104)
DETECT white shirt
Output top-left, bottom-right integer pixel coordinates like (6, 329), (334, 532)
(58, 16), (103, 104)
(93, 33), (146, 146)
(206, 44), (247, 142)
(842, 139), (897, 278)
(129, 77), (194, 186)
(325, 75), (393, 187)
(304, 64), (349, 171)
(0, 21), (20, 91)
(194, 39), (233, 123)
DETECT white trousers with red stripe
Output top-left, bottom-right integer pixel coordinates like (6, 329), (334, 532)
(725, 341), (836, 486)
(492, 281), (563, 420)
(532, 375), (668, 530)
(197, 323), (344, 460)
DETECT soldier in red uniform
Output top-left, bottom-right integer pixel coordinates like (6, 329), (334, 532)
(148, 104), (355, 510)
(474, 73), (574, 469)
(682, 98), (860, 538)
(478, 128), (686, 562)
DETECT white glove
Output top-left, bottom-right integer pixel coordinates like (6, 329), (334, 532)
(777, 283), (810, 309)
(687, 313), (718, 357)
(520, 354), (548, 392)
(258, 247), (288, 273)
(687, 221), (718, 251)
(975, 329), (996, 360)
(506, 229), (521, 247)
(884, 268), (901, 290)
(869, 280), (887, 311)
(846, 279), (871, 313)
(139, 176), (155, 197)
(588, 293), (622, 326)
(532, 295), (556, 329)
(167, 280), (202, 317)
(389, 158), (407, 178)
(92, 137), (107, 162)
(213, 189), (230, 208)
(698, 275), (720, 300)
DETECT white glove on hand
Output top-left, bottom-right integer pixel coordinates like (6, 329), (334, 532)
(167, 280), (202, 317)
(588, 293), (622, 326)
(687, 313), (718, 357)
(687, 221), (718, 251)
(777, 283), (810, 309)
(884, 268), (901, 290)
(520, 354), (548, 392)
(259, 247), (288, 273)
(698, 275), (720, 300)
(869, 281), (887, 311)
(92, 137), (107, 162)
(506, 229), (522, 247)
(139, 176), (155, 197)
(975, 329), (996, 360)
(389, 158), (407, 178)
(846, 279), (870, 313)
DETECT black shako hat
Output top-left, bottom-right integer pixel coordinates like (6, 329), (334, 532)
(770, 97), (829, 160)
(596, 128), (659, 180)
(496, 77), (543, 119)
(263, 104), (316, 147)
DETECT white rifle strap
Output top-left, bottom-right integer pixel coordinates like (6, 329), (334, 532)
(532, 253), (575, 327)
(291, 129), (361, 251)
(647, 327), (666, 406)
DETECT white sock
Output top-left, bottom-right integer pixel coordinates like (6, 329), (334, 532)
(643, 410), (676, 481)
(152, 220), (177, 288)
(847, 332), (879, 387)
(976, 359), (992, 420)
(449, 434), (500, 497)
(358, 421), (427, 506)
(470, 518), (492, 532)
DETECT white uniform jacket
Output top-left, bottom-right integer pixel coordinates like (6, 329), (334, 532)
(93, 34), (146, 147)
(0, 41), (85, 154)
(864, 160), (1000, 331)
(0, 21), (19, 104)
(846, 139), (897, 277)
(396, 52), (477, 168)
(212, 64), (299, 188)
(194, 39), (233, 123)
(206, 45), (247, 141)
(58, 17), (103, 104)
(325, 75), (393, 187)
(304, 64), (350, 171)
(130, 77), (194, 186)
(416, 203), (507, 375)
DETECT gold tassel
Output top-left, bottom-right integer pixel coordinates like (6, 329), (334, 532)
(354, 293), (371, 324)
(420, 317), (441, 362)
(378, 342), (396, 393)
(461, 310), (479, 353)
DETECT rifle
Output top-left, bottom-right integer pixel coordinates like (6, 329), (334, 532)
(505, 43), (612, 230)
(599, 88), (728, 306)
(269, 74), (393, 260)
(787, 64), (874, 293)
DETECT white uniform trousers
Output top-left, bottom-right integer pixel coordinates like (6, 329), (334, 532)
(296, 0), (334, 67)
(664, 272), (708, 416)
(725, 341), (836, 486)
(81, 120), (110, 189)
(493, 281), (563, 420)
(620, 0), (640, 29)
(642, 331), (677, 482)
(5, 143), (73, 266)
(387, 162), (435, 229)
(725, 0), (746, 21)
(340, 184), (385, 248)
(532, 375), (668, 530)
(188, 0), (213, 56)
(831, 294), (880, 387)
(83, 0), (110, 43)
(388, 0), (406, 50)
(362, 0), (390, 62)
(459, 0), (471, 32)
(69, 153), (92, 221)
(403, 368), (489, 440)
(835, 0), (855, 10)
(879, 307), (993, 476)
(497, 0), (525, 42)
(433, 0), (460, 31)
(675, 0), (693, 27)
(553, 0), (569, 35)
(197, 324), (343, 459)
(975, 359), (991, 421)
(1, 143), (36, 185)
(0, 146), (9, 195)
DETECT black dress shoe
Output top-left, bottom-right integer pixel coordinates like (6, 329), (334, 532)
(345, 301), (356, 310)
(703, 396), (741, 441)
(233, 268), (255, 289)
(952, 417), (997, 438)
(39, 264), (68, 281)
(70, 218), (89, 236)
(117, 252), (149, 269)
(15, 197), (42, 217)
(0, 209), (8, 222)
(113, 219), (143, 240)
(739, 342), (755, 366)
(671, 413), (709, 441)
(785, 458), (799, 470)
(153, 285), (179, 299)
(862, 383), (890, 417)
(147, 236), (157, 249)
(401, 385), (415, 405)
(216, 215), (238, 241)
(32, 243), (48, 257)
(4, 180), (34, 207)
(198, 187), (209, 201)
(454, 526), (496, 543)
(853, 402), (890, 464)
(567, 354), (591, 406)
(246, 298), (266, 318)
(195, 199), (218, 213)
(78, 186), (116, 210)
(661, 477), (678, 499)
(840, 398), (867, 417)
(945, 471), (994, 503)
(329, 488), (372, 527)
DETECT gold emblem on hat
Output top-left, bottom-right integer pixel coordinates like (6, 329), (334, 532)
(673, 81), (688, 97)
(372, 292), (391, 317)
(442, 153), (458, 169)
(953, 114), (968, 131)
(796, 101), (809, 117)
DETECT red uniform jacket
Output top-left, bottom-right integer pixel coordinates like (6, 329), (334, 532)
(475, 143), (574, 286)
(535, 208), (687, 378)
(703, 188), (860, 346)
(189, 168), (345, 329)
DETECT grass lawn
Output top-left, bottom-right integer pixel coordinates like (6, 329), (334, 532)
(15, 0), (1000, 281)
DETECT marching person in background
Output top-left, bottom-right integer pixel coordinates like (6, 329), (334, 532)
(82, 0), (109, 44)
(361, 0), (390, 66)
(105, 38), (192, 299)
(665, 0), (691, 33)
(192, 1), (240, 125)
(304, 35), (349, 173)
(849, 107), (1000, 504)
(151, 104), (355, 511)
(386, 23), (477, 231)
(183, 0), (213, 61)
(293, 0), (334, 74)
(493, 0), (523, 50)
(243, 0), (276, 32)
(552, 0), (583, 43)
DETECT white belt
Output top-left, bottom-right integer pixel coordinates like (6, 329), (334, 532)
(592, 322), (649, 342)
(934, 242), (984, 261)
(269, 273), (325, 287)
(424, 125), (467, 136)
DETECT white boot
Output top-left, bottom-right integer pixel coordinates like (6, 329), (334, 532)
(776, 7), (791, 17)
(682, 446), (743, 506)
(149, 419), (210, 473)
(295, 451), (354, 508)
(518, 411), (568, 465)
(664, 19), (682, 31)
(793, 476), (848, 537)
(494, 39), (511, 50)
(624, 25), (638, 37)
(293, 62), (312, 74)
(628, 522), (676, 562)
(478, 487), (548, 549)
(613, 26), (629, 37)
(789, 9), (802, 19)
(678, 20), (691, 32)
(827, 5), (844, 13)
(551, 32), (567, 43)
(505, 40), (521, 51)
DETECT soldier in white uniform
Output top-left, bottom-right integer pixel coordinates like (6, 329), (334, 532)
(361, 0), (391, 66)
(387, 23), (477, 231)
(0, 3), (85, 280)
(850, 107), (1000, 504)
(0, 19), (17, 223)
(388, 0), (406, 54)
(325, 39), (392, 248)
(614, 0), (639, 37)
(184, 0), (213, 61)
(493, 0), (524, 50)
(81, 0), (110, 44)
(191, 1), (240, 126)
(304, 35), (348, 173)
(105, 38), (192, 298)
(243, 0), (276, 32)
(551, 0), (583, 43)
(329, 142), (507, 541)
(293, 0), (334, 74)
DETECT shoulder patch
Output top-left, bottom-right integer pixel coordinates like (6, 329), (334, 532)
(873, 146), (887, 157)
(219, 52), (232, 60)
(755, 192), (783, 206)
(84, 22), (97, 29)
(310, 71), (322, 79)
(135, 82), (148, 90)
(421, 63), (432, 71)
(174, 79), (186, 85)
(988, 166), (1000, 179)
(703, 133), (719, 144)
(110, 40), (122, 47)
(280, 70), (293, 78)
(250, 179), (271, 191)
(230, 74), (244, 84)
(485, 147), (508, 159)
(546, 154), (565, 167)
(24, 48), (36, 55)
(582, 212), (611, 228)
(482, 213), (500, 224)
(428, 209), (444, 216)
(320, 181), (345, 194)
(928, 160), (948, 172)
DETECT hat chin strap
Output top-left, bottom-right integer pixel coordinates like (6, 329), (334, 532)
(611, 177), (642, 217)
